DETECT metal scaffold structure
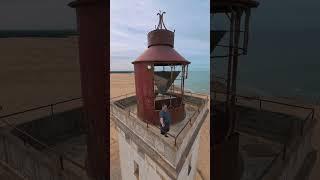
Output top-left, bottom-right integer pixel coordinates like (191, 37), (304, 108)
(211, 0), (259, 179)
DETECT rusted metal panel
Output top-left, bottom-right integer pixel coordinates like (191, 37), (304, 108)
(132, 46), (190, 65)
(213, 133), (240, 180)
(212, 31), (226, 51)
(212, 1), (259, 179)
(132, 12), (189, 126)
(134, 63), (155, 123)
(153, 104), (186, 125)
(154, 71), (180, 94)
(212, 0), (259, 13)
(148, 29), (174, 48)
(68, 0), (108, 179)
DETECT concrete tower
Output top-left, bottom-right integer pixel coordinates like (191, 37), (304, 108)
(111, 12), (209, 180)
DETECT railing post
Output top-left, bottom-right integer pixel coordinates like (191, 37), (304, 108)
(50, 104), (54, 121)
(282, 144), (286, 161)
(3, 137), (9, 163)
(23, 138), (27, 146)
(259, 100), (262, 111)
(60, 156), (64, 170)
(300, 119), (304, 136)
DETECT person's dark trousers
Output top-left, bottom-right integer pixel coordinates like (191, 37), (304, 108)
(160, 123), (170, 135)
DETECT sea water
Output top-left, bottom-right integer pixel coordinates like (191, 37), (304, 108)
(184, 71), (210, 94)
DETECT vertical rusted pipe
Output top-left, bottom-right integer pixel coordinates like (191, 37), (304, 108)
(312, 109), (315, 120)
(3, 137), (9, 163)
(68, 1), (108, 179)
(259, 100), (262, 110)
(230, 9), (242, 133)
(50, 104), (54, 121)
(283, 144), (286, 160)
(301, 119), (304, 136)
(60, 156), (64, 170)
(243, 9), (251, 55)
(226, 10), (235, 137)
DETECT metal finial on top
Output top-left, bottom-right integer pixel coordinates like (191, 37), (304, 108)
(156, 10), (167, 30)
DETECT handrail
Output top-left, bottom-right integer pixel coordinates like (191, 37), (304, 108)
(213, 90), (318, 163)
(0, 97), (85, 171)
(127, 109), (176, 138)
(110, 92), (136, 101)
(174, 108), (199, 145)
(212, 90), (313, 110)
(213, 90), (315, 134)
(0, 97), (82, 119)
(111, 91), (208, 146)
(1, 118), (85, 170)
(257, 152), (282, 180)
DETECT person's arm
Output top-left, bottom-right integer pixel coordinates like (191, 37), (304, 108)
(160, 117), (164, 127)
(160, 111), (165, 127)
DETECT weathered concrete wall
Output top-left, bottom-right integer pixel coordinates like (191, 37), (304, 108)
(177, 133), (200, 180)
(111, 103), (177, 167)
(12, 108), (85, 148)
(118, 129), (164, 180)
(262, 117), (317, 180)
(0, 131), (89, 180)
(278, 126), (314, 179)
(0, 160), (26, 180)
(117, 126), (201, 180)
(174, 105), (208, 169)
(111, 94), (208, 168)
(112, 94), (208, 180)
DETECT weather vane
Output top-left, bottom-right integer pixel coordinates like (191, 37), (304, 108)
(156, 10), (167, 30)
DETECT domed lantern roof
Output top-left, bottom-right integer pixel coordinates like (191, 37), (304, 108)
(132, 11), (190, 66)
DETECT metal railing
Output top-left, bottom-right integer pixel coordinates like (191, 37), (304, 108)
(212, 90), (315, 135)
(0, 97), (85, 171)
(212, 90), (317, 164)
(213, 90), (319, 179)
(110, 91), (209, 146)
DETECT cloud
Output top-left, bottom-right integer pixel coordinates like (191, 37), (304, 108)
(111, 0), (210, 71)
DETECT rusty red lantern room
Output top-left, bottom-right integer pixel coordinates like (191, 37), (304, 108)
(132, 11), (190, 125)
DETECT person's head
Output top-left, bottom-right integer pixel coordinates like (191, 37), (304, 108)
(162, 104), (168, 112)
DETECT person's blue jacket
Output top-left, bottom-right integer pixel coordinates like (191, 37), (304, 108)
(160, 110), (172, 125)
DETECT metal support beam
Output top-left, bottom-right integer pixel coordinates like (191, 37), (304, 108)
(230, 9), (243, 133)
(225, 10), (235, 138)
(243, 9), (251, 55)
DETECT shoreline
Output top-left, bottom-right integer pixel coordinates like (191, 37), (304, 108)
(110, 71), (210, 95)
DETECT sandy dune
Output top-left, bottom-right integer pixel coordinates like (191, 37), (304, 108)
(0, 37), (81, 115)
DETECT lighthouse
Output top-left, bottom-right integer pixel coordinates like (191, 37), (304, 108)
(132, 11), (190, 125)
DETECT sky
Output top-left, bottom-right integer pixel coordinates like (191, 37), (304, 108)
(110, 0), (210, 71)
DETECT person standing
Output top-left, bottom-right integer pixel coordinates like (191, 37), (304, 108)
(159, 104), (171, 137)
